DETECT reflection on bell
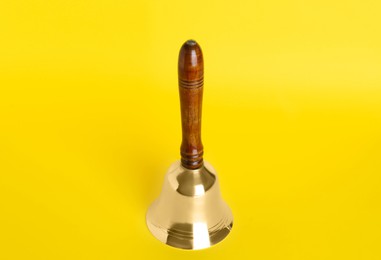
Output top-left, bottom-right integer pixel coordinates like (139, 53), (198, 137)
(146, 39), (233, 250)
(146, 161), (233, 250)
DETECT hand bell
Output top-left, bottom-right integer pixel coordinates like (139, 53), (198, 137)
(146, 40), (233, 250)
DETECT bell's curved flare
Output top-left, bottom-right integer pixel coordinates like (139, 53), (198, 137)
(146, 161), (233, 250)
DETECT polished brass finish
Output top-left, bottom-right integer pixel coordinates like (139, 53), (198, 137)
(146, 161), (233, 250)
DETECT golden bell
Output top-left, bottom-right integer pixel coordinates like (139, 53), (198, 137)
(146, 161), (233, 250)
(146, 40), (233, 250)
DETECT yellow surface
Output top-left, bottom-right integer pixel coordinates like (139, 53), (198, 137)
(1, 0), (381, 259)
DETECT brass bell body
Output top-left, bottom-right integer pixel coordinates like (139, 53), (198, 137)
(146, 160), (233, 250)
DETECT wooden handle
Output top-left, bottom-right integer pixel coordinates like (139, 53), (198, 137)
(178, 40), (204, 169)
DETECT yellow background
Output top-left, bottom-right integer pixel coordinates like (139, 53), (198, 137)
(1, 0), (380, 259)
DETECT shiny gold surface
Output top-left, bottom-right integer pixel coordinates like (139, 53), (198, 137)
(146, 161), (233, 250)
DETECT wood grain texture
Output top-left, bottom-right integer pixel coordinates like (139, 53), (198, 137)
(178, 40), (204, 169)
